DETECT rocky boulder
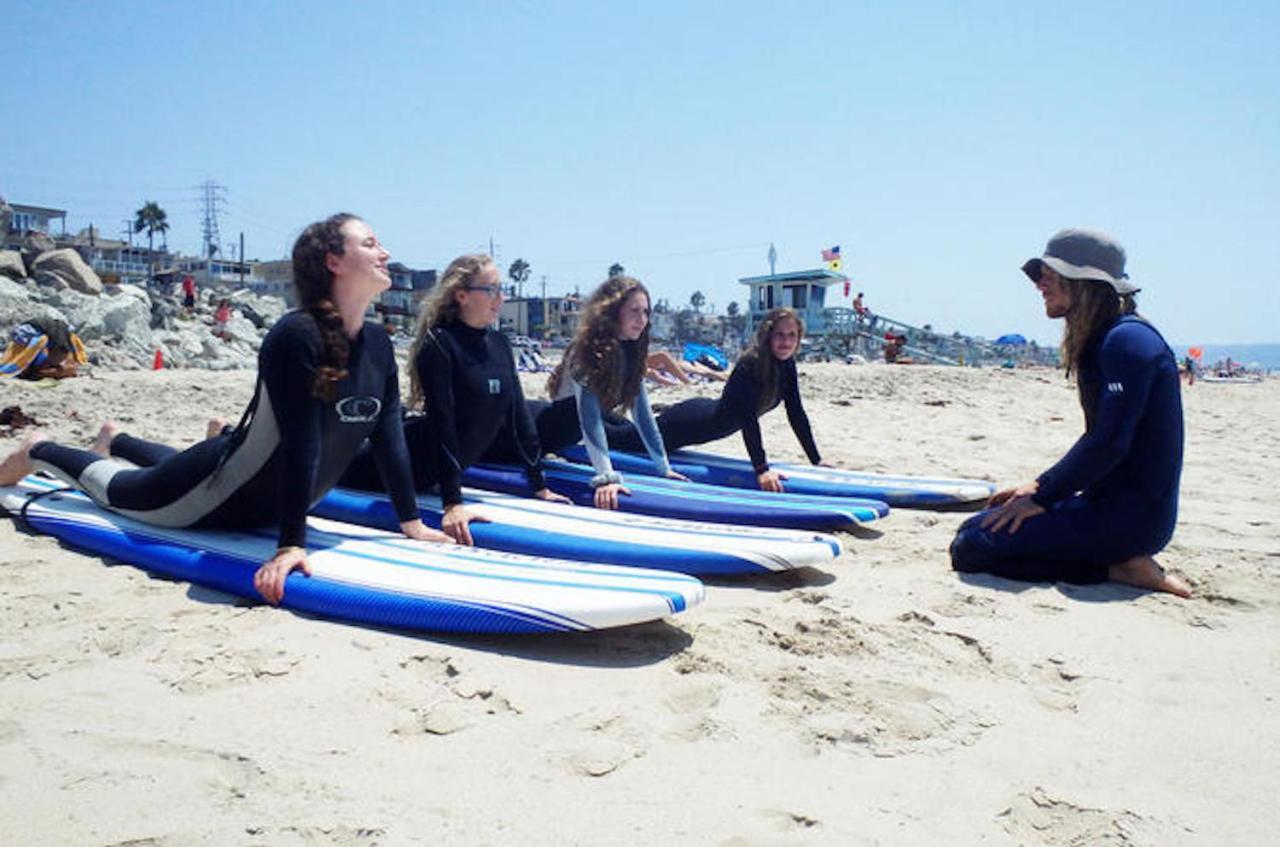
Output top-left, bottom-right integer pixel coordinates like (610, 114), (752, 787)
(230, 289), (288, 329)
(0, 250), (26, 281)
(32, 248), (103, 295)
(21, 231), (56, 275)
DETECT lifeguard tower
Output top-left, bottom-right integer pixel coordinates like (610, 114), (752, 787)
(739, 268), (850, 336)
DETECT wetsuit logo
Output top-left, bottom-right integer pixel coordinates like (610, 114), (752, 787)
(488, 379), (501, 394)
(335, 396), (382, 422)
(1106, 382), (1125, 394)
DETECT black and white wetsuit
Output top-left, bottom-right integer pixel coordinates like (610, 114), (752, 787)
(532, 339), (671, 487)
(30, 312), (419, 548)
(950, 316), (1184, 584)
(606, 356), (822, 473)
(339, 322), (547, 506)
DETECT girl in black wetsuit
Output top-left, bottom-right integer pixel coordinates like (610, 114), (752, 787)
(535, 275), (687, 510)
(339, 254), (568, 545)
(0, 214), (451, 604)
(607, 307), (822, 493)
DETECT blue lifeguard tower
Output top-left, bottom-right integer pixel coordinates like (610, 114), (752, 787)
(739, 268), (850, 336)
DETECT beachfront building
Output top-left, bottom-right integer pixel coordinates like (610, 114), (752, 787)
(175, 256), (260, 292)
(499, 293), (582, 339)
(250, 259), (295, 302)
(375, 263), (437, 330)
(83, 239), (166, 286)
(739, 267), (850, 336)
(2, 202), (67, 249)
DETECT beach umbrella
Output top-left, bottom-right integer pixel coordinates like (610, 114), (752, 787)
(995, 333), (1027, 345)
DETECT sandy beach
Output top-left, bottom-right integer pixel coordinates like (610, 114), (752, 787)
(1, 362), (1276, 845)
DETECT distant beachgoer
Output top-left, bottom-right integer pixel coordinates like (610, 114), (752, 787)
(0, 214), (451, 604)
(605, 308), (823, 492)
(213, 298), (232, 339)
(181, 275), (197, 315)
(853, 292), (868, 318)
(532, 275), (688, 509)
(950, 229), (1190, 597)
(1181, 355), (1196, 386)
(338, 254), (569, 545)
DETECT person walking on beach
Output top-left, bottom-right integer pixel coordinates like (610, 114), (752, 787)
(532, 275), (688, 509)
(181, 274), (197, 316)
(0, 213), (452, 604)
(603, 308), (824, 493)
(338, 253), (569, 545)
(949, 229), (1190, 597)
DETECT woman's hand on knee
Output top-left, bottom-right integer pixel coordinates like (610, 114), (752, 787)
(255, 547), (312, 605)
(988, 481), (1038, 508)
(980, 495), (1044, 535)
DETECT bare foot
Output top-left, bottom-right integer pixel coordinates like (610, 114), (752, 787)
(90, 421), (122, 457)
(1109, 555), (1192, 598)
(206, 417), (229, 440)
(0, 430), (49, 486)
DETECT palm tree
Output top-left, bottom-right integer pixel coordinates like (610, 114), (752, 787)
(689, 290), (705, 313)
(508, 258), (531, 297)
(133, 202), (169, 252)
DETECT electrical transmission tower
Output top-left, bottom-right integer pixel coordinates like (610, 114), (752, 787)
(199, 180), (227, 258)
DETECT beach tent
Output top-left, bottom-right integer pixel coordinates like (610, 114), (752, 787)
(995, 333), (1027, 345)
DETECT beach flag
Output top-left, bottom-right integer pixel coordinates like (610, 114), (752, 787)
(1188, 346), (1203, 361)
(821, 246), (840, 262)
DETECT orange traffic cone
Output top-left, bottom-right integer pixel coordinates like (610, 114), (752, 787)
(152, 349), (164, 370)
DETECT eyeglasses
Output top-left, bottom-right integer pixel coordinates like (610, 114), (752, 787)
(464, 284), (502, 297)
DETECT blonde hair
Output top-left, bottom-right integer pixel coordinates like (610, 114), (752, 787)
(547, 275), (650, 413)
(407, 253), (494, 409)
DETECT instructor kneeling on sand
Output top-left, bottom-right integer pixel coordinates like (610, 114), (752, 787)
(949, 229), (1191, 597)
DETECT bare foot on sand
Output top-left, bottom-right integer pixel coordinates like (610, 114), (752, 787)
(1109, 555), (1193, 598)
(90, 421), (122, 457)
(0, 430), (49, 486)
(206, 417), (229, 440)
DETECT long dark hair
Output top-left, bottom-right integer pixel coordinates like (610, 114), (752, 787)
(547, 275), (650, 414)
(291, 213), (359, 402)
(736, 307), (804, 414)
(1060, 278), (1137, 378)
(406, 253), (494, 410)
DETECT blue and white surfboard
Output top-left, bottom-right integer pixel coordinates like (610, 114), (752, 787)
(2, 476), (704, 634)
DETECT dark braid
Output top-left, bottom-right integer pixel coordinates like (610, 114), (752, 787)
(291, 213), (358, 402)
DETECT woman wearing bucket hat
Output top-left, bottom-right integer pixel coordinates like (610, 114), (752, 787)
(949, 229), (1191, 597)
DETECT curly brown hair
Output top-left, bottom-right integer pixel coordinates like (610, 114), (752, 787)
(735, 307), (804, 413)
(406, 253), (494, 409)
(1059, 277), (1137, 378)
(291, 213), (359, 402)
(547, 276), (651, 414)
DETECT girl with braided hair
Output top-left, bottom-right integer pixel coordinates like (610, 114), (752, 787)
(0, 214), (450, 604)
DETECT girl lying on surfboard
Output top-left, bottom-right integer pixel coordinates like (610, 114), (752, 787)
(0, 214), (451, 604)
(337, 253), (570, 545)
(531, 275), (688, 510)
(604, 307), (824, 493)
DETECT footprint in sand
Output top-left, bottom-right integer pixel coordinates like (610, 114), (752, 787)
(998, 787), (1190, 845)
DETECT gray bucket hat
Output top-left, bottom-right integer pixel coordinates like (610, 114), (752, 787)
(1021, 228), (1138, 295)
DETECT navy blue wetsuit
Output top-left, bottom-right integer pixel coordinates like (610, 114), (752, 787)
(30, 312), (419, 548)
(606, 356), (822, 472)
(339, 323), (546, 505)
(950, 316), (1184, 584)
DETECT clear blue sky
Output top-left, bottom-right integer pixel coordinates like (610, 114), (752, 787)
(4, 1), (1277, 345)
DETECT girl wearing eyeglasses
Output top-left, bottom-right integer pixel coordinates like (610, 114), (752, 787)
(339, 254), (568, 544)
(535, 275), (688, 510)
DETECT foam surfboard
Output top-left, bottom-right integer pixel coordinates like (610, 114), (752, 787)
(314, 485), (842, 575)
(459, 461), (888, 530)
(559, 446), (994, 507)
(2, 476), (703, 634)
